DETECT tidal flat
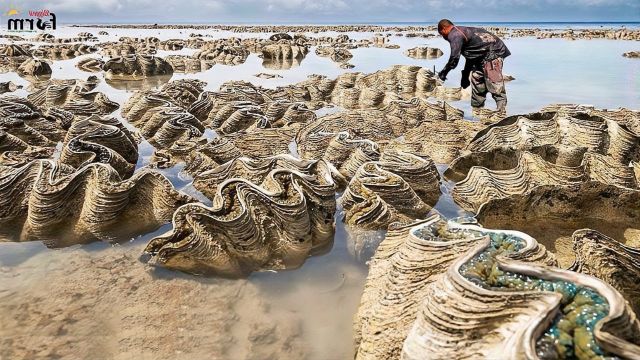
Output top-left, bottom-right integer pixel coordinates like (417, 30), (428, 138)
(1, 24), (639, 359)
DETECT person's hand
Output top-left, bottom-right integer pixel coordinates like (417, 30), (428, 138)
(437, 70), (447, 81)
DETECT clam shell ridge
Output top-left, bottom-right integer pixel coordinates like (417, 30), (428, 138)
(59, 115), (139, 178)
(0, 160), (192, 247)
(452, 149), (640, 213)
(340, 149), (441, 230)
(570, 229), (640, 317)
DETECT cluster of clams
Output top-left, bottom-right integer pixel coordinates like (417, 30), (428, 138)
(0, 44), (52, 81)
(40, 64), (455, 276)
(405, 46), (444, 59)
(0, 80), (190, 247)
(78, 24), (640, 41)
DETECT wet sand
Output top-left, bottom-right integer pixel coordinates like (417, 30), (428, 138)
(1, 242), (304, 360)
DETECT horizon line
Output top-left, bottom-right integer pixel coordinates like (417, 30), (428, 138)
(61, 20), (640, 25)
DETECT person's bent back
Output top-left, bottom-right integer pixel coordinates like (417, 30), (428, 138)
(437, 19), (511, 112)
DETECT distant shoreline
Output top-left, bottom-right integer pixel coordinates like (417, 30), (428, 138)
(63, 22), (640, 35)
(65, 21), (640, 26)
(62, 22), (640, 32)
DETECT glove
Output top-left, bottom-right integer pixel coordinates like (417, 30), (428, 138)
(461, 69), (471, 89)
(437, 70), (447, 81)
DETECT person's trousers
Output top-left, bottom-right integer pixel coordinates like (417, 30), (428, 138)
(470, 58), (507, 111)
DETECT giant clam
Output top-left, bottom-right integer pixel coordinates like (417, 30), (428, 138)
(103, 54), (173, 81)
(340, 149), (441, 229)
(144, 156), (337, 277)
(59, 115), (138, 178)
(404, 46), (443, 59)
(0, 160), (191, 246)
(355, 215), (640, 359)
(27, 81), (119, 117)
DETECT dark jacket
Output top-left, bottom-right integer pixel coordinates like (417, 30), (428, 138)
(441, 26), (511, 76)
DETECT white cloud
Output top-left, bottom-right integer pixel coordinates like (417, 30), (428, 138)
(5, 0), (638, 22)
(41, 0), (123, 13)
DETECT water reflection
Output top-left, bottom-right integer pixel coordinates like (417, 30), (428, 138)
(262, 56), (305, 70)
(250, 209), (369, 359)
(105, 74), (172, 90)
(21, 73), (52, 83)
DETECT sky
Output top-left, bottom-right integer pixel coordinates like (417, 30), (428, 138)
(1, 0), (639, 23)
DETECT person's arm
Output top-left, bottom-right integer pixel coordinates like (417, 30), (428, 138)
(438, 34), (463, 80)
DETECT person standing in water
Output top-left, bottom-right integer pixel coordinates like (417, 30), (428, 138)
(437, 19), (511, 112)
